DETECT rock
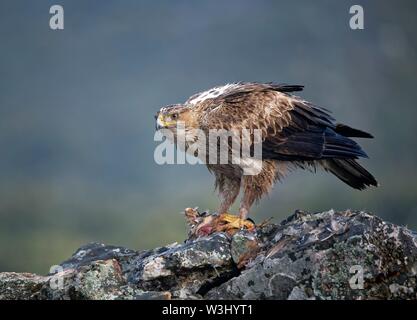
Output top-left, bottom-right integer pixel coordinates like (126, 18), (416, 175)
(130, 233), (236, 298)
(1, 209), (417, 300)
(231, 231), (262, 268)
(0, 273), (44, 300)
(206, 210), (417, 299)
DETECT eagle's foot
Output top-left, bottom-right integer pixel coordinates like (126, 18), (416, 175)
(184, 208), (255, 238)
(216, 213), (255, 235)
(194, 212), (255, 237)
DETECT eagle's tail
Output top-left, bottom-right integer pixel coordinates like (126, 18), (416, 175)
(321, 158), (378, 190)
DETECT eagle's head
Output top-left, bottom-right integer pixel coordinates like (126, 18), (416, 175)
(155, 104), (195, 131)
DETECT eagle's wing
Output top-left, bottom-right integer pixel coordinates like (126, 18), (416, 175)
(198, 83), (371, 162)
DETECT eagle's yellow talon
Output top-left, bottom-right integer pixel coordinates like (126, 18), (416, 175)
(185, 208), (256, 238)
(216, 213), (255, 235)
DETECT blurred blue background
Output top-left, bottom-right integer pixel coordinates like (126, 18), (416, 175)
(1, 0), (416, 273)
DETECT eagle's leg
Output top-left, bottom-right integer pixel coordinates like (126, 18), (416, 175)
(194, 173), (255, 236)
(211, 174), (254, 234)
(239, 180), (257, 220)
(217, 175), (241, 214)
(240, 160), (277, 220)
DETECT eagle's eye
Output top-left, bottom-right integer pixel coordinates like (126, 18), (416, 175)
(171, 113), (178, 120)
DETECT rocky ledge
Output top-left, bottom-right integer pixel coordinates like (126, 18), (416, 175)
(1, 209), (417, 300)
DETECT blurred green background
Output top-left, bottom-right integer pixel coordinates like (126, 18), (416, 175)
(1, 0), (416, 274)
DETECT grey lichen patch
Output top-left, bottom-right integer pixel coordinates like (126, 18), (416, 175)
(0, 272), (46, 300)
(72, 260), (126, 299)
(311, 241), (374, 299)
(36, 259), (131, 300)
(141, 256), (172, 281)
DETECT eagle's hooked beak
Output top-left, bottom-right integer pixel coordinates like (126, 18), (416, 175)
(155, 114), (166, 130)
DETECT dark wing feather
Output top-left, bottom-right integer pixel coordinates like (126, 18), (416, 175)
(261, 97), (370, 161)
(321, 159), (378, 189)
(262, 98), (377, 189)
(334, 124), (374, 138)
(267, 83), (304, 93)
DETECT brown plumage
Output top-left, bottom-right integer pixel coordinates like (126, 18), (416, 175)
(156, 82), (377, 220)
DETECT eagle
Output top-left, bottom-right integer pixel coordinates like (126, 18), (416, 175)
(156, 82), (377, 231)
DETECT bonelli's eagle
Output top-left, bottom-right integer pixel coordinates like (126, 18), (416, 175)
(156, 82), (377, 230)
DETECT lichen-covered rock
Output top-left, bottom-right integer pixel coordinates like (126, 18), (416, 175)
(129, 233), (236, 299)
(231, 231), (262, 268)
(206, 210), (417, 299)
(1, 209), (417, 300)
(0, 273), (45, 300)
